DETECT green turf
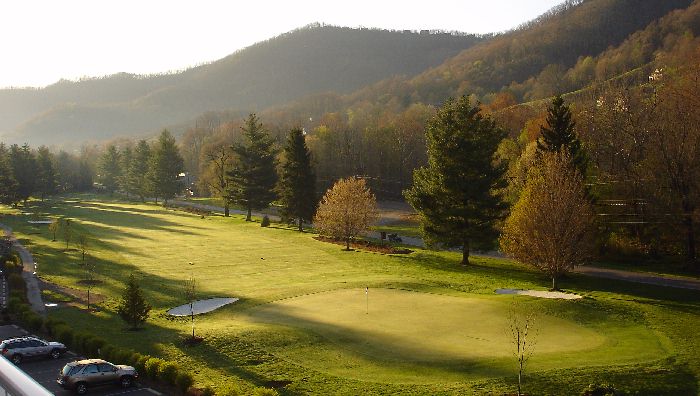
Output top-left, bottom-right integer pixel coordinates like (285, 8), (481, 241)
(0, 194), (698, 395)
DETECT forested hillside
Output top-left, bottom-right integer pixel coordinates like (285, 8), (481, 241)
(0, 25), (481, 146)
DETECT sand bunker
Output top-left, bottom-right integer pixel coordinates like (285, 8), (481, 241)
(167, 297), (239, 316)
(495, 288), (582, 300)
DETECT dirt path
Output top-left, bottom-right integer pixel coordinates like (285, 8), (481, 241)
(573, 266), (700, 290)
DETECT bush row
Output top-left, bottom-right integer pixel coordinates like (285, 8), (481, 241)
(7, 302), (278, 395)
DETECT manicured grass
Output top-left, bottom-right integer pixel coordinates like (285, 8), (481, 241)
(1, 194), (698, 395)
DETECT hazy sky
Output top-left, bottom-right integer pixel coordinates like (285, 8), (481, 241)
(1, 0), (563, 88)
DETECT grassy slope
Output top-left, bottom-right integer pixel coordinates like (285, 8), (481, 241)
(0, 194), (698, 395)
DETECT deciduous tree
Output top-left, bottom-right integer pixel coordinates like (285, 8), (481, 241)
(314, 177), (379, 250)
(500, 151), (596, 290)
(404, 95), (507, 266)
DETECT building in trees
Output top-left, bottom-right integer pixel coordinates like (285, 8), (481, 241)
(500, 151), (596, 290)
(314, 177), (379, 250)
(148, 130), (184, 203)
(404, 95), (506, 266)
(278, 127), (317, 231)
(226, 114), (278, 221)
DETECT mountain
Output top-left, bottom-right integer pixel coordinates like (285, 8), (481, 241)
(0, 25), (482, 146)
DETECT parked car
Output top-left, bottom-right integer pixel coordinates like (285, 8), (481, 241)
(57, 358), (138, 395)
(0, 336), (67, 364)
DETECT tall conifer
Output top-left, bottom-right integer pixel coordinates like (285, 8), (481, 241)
(537, 95), (587, 174)
(278, 128), (316, 231)
(404, 96), (506, 266)
(226, 114), (278, 221)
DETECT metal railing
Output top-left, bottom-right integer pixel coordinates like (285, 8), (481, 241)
(0, 355), (53, 396)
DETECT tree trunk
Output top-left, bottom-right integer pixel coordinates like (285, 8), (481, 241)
(246, 206), (252, 222)
(345, 237), (351, 251)
(224, 202), (230, 217)
(298, 217), (303, 232)
(461, 239), (470, 266)
(552, 275), (558, 291)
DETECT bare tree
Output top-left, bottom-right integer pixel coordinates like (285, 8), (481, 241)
(314, 177), (379, 250)
(76, 234), (89, 265)
(62, 219), (72, 251)
(507, 301), (537, 396)
(82, 254), (97, 311)
(183, 276), (197, 340)
(500, 151), (596, 290)
(48, 218), (59, 242)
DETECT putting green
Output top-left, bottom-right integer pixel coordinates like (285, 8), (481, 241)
(245, 288), (669, 383)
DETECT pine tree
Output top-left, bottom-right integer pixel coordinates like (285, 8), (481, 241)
(278, 128), (316, 231)
(0, 144), (18, 205)
(36, 146), (57, 201)
(536, 95), (587, 174)
(8, 144), (38, 205)
(148, 130), (184, 204)
(404, 95), (507, 266)
(226, 114), (278, 221)
(129, 140), (152, 201)
(118, 146), (133, 195)
(117, 273), (152, 330)
(98, 145), (121, 195)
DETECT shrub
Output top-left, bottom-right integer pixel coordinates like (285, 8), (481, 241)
(7, 297), (24, 313)
(7, 273), (25, 293)
(581, 383), (623, 396)
(44, 317), (67, 336)
(144, 357), (164, 379)
(72, 332), (91, 353)
(53, 324), (74, 345)
(217, 384), (242, 396)
(201, 386), (216, 396)
(261, 215), (270, 227)
(252, 388), (278, 396)
(23, 312), (43, 332)
(8, 290), (25, 303)
(175, 371), (194, 392)
(129, 352), (143, 367)
(136, 354), (151, 372)
(84, 337), (107, 356)
(100, 344), (116, 360)
(158, 361), (179, 385)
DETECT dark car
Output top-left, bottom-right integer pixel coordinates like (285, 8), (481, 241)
(57, 358), (138, 394)
(0, 336), (67, 364)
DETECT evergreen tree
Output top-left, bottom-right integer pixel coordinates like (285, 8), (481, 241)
(117, 273), (152, 330)
(36, 146), (57, 201)
(404, 96), (507, 266)
(536, 95), (587, 174)
(278, 128), (316, 231)
(0, 144), (18, 205)
(226, 114), (278, 221)
(148, 130), (184, 203)
(129, 140), (152, 201)
(99, 145), (121, 195)
(118, 145), (133, 195)
(8, 144), (38, 205)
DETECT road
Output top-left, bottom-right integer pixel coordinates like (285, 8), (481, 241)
(0, 325), (161, 396)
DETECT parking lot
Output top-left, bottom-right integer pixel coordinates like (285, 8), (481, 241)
(0, 325), (161, 395)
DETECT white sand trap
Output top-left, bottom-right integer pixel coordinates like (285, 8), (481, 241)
(495, 288), (582, 300)
(28, 220), (53, 224)
(167, 297), (239, 316)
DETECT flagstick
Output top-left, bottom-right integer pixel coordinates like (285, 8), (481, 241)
(365, 286), (368, 314)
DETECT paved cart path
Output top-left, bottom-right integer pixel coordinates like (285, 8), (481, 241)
(1, 223), (46, 315)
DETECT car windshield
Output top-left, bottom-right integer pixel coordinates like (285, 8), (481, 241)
(61, 365), (77, 376)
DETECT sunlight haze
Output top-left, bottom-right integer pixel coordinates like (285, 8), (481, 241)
(1, 0), (563, 88)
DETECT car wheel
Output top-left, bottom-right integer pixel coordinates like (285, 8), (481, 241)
(50, 349), (61, 359)
(120, 375), (133, 388)
(75, 382), (88, 395)
(10, 354), (22, 365)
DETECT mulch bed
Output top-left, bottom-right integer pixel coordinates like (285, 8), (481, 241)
(314, 236), (412, 254)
